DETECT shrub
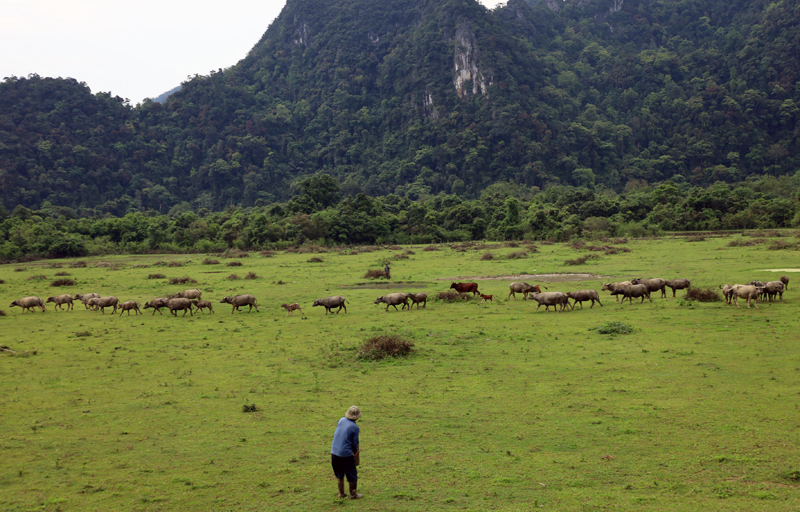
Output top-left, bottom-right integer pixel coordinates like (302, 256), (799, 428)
(422, 245), (439, 251)
(227, 274), (240, 280)
(27, 275), (47, 281)
(75, 330), (91, 337)
(507, 250), (528, 259)
(727, 239), (763, 247)
(611, 238), (628, 244)
(525, 244), (540, 253)
(437, 291), (468, 302)
(51, 278), (76, 287)
(393, 253), (409, 260)
(168, 261), (183, 267)
(364, 269), (387, 279)
(569, 240), (586, 250)
(14, 268), (26, 272)
(592, 322), (635, 335)
(242, 404), (257, 413)
(95, 262), (112, 268)
(48, 263), (63, 269)
(169, 277), (197, 284)
(404, 249), (416, 255)
(244, 272), (258, 280)
(130, 264), (150, 269)
(297, 243), (328, 254)
(54, 271), (70, 276)
(148, 273), (166, 279)
(686, 235), (706, 242)
(227, 261), (243, 267)
(0, 279), (4, 284)
(202, 258), (220, 265)
(685, 288), (721, 302)
(259, 250), (274, 258)
(480, 252), (494, 261)
(565, 255), (599, 266)
(224, 249), (249, 258)
(308, 257), (324, 263)
(0, 310), (6, 316)
(358, 335), (415, 361)
(768, 240), (796, 250)
(70, 261), (87, 268)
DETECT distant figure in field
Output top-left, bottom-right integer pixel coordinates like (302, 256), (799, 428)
(384, 263), (391, 280)
(331, 406), (363, 499)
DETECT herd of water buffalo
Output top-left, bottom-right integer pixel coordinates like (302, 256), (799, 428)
(6, 274), (790, 316)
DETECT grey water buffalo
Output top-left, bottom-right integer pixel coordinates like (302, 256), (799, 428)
(313, 296), (348, 314)
(143, 297), (170, 315)
(220, 295), (260, 313)
(780, 275), (789, 290)
(118, 301), (142, 316)
(9, 296), (46, 312)
(191, 299), (214, 313)
(566, 290), (602, 309)
(721, 284), (735, 304)
(172, 288), (202, 300)
(665, 278), (691, 297)
(374, 293), (409, 312)
(89, 296), (119, 314)
(528, 292), (570, 312)
(507, 282), (545, 300)
(168, 298), (194, 316)
(610, 284), (652, 304)
(46, 294), (74, 311)
(763, 281), (784, 302)
(76, 292), (100, 309)
(405, 292), (428, 309)
(280, 303), (303, 316)
(730, 284), (764, 308)
(602, 281), (632, 302)
(631, 278), (667, 298)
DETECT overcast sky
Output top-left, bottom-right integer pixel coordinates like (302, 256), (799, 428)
(1, 0), (506, 105)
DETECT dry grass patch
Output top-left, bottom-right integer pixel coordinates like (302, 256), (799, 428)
(47, 263), (63, 269)
(244, 272), (258, 280)
(768, 240), (797, 250)
(227, 261), (243, 267)
(480, 252), (494, 261)
(70, 261), (87, 268)
(507, 250), (528, 259)
(437, 291), (470, 302)
(227, 274), (240, 280)
(308, 257), (324, 263)
(364, 269), (387, 279)
(202, 258), (220, 265)
(148, 273), (166, 279)
(54, 271), (70, 276)
(27, 275), (47, 281)
(0, 310), (6, 316)
(565, 254), (599, 266)
(685, 288), (721, 302)
(358, 335), (415, 361)
(51, 278), (76, 287)
(422, 245), (439, 252)
(686, 235), (706, 242)
(259, 250), (274, 258)
(727, 239), (764, 247)
(14, 268), (26, 272)
(169, 277), (197, 285)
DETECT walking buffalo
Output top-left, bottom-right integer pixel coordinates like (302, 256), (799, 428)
(168, 298), (195, 316)
(143, 297), (170, 315)
(118, 301), (142, 316)
(280, 303), (303, 316)
(405, 292), (428, 309)
(374, 293), (409, 312)
(89, 296), (119, 314)
(10, 296), (46, 313)
(631, 278), (667, 298)
(528, 292), (570, 312)
(220, 295), (260, 313)
(602, 281), (632, 302)
(313, 296), (348, 314)
(565, 290), (602, 309)
(172, 288), (202, 300)
(610, 284), (652, 304)
(46, 294), (74, 311)
(730, 284), (764, 309)
(507, 282), (544, 300)
(665, 279), (691, 297)
(191, 299), (215, 313)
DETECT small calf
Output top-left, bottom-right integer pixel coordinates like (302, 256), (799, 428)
(281, 303), (303, 316)
(191, 299), (214, 313)
(118, 301), (141, 316)
(480, 294), (493, 303)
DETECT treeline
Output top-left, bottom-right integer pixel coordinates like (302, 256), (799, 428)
(1, 174), (797, 261)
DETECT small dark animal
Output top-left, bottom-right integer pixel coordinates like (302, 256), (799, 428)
(480, 294), (493, 303)
(280, 303), (303, 316)
(780, 275), (789, 290)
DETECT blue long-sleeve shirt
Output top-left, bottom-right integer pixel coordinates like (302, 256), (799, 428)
(331, 417), (359, 457)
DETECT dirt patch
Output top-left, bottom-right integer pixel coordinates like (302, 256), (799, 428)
(342, 282), (429, 290)
(440, 273), (608, 283)
(764, 269), (800, 273)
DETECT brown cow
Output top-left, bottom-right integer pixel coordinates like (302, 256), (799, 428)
(280, 303), (303, 316)
(450, 282), (479, 296)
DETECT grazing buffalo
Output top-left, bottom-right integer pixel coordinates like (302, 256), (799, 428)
(763, 281), (784, 302)
(665, 279), (691, 297)
(313, 296), (348, 314)
(280, 303), (303, 316)
(172, 288), (202, 300)
(610, 284), (652, 304)
(566, 290), (602, 309)
(721, 284), (735, 305)
(528, 292), (570, 312)
(46, 294), (74, 311)
(602, 281), (632, 302)
(450, 282), (479, 296)
(191, 300), (214, 313)
(118, 301), (141, 316)
(631, 278), (667, 298)
(220, 295), (260, 314)
(89, 296), (119, 314)
(10, 296), (46, 313)
(780, 275), (789, 290)
(168, 298), (194, 316)
(76, 293), (100, 309)
(730, 284), (764, 309)
(405, 292), (428, 309)
(143, 297), (170, 315)
(374, 293), (409, 312)
(507, 282), (544, 300)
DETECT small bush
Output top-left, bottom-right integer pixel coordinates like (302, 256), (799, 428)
(152, 260), (169, 266)
(437, 291), (468, 302)
(686, 235), (706, 242)
(565, 255), (599, 266)
(244, 272), (258, 280)
(364, 269), (387, 279)
(0, 310), (6, 317)
(259, 250), (274, 258)
(393, 253), (409, 260)
(727, 239), (763, 247)
(592, 322), (635, 335)
(148, 273), (166, 279)
(51, 278), (76, 287)
(569, 240), (586, 250)
(685, 287), (721, 302)
(227, 274), (240, 280)
(611, 238), (628, 244)
(422, 245), (439, 252)
(404, 249), (416, 255)
(480, 252), (494, 261)
(168, 261), (183, 267)
(525, 244), (540, 253)
(71, 261), (87, 268)
(297, 243), (328, 254)
(130, 264), (150, 269)
(95, 262), (112, 268)
(768, 240), (796, 250)
(14, 268), (26, 272)
(227, 261), (243, 267)
(308, 257), (324, 263)
(27, 275), (47, 281)
(507, 250), (528, 259)
(75, 330), (92, 338)
(224, 249), (249, 258)
(358, 335), (415, 361)
(202, 258), (220, 265)
(242, 404), (257, 413)
(169, 277), (197, 284)
(54, 271), (70, 276)
(48, 263), (63, 269)
(0, 279), (4, 284)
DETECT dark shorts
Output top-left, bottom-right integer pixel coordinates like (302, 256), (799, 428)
(331, 454), (358, 482)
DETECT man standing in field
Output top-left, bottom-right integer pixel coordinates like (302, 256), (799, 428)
(331, 405), (363, 499)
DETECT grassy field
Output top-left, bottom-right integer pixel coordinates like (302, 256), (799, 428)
(1, 236), (799, 511)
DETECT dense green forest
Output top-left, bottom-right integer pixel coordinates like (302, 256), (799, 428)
(1, 0), (800, 257)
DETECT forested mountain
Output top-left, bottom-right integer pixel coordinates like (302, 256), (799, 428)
(1, 0), (799, 214)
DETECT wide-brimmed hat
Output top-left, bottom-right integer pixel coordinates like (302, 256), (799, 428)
(345, 405), (362, 420)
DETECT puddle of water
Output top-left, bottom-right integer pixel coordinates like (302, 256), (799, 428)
(440, 273), (608, 283)
(763, 269), (800, 272)
(341, 282), (429, 290)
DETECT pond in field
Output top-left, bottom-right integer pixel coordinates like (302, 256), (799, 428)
(440, 273), (609, 283)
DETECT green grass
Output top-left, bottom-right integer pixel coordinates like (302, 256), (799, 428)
(1, 236), (800, 511)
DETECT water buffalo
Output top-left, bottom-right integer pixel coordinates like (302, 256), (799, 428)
(9, 296), (46, 313)
(46, 294), (74, 311)
(610, 284), (652, 304)
(168, 298), (194, 316)
(89, 296), (119, 314)
(721, 284), (735, 304)
(528, 292), (570, 312)
(631, 278), (667, 298)
(730, 284), (764, 308)
(172, 288), (202, 300)
(405, 292), (428, 309)
(313, 296), (348, 314)
(450, 282), (479, 296)
(280, 303), (303, 316)
(566, 290), (602, 309)
(780, 275), (789, 290)
(763, 281), (784, 302)
(602, 281), (632, 302)
(507, 282), (544, 300)
(374, 293), (409, 312)
(143, 297), (170, 315)
(665, 278), (691, 297)
(220, 295), (260, 313)
(118, 301), (141, 316)
(191, 299), (214, 313)
(76, 292), (100, 309)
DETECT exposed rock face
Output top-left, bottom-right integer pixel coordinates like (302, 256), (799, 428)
(453, 22), (490, 98)
(293, 15), (310, 46)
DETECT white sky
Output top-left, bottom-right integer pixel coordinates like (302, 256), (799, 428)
(0, 0), (506, 105)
